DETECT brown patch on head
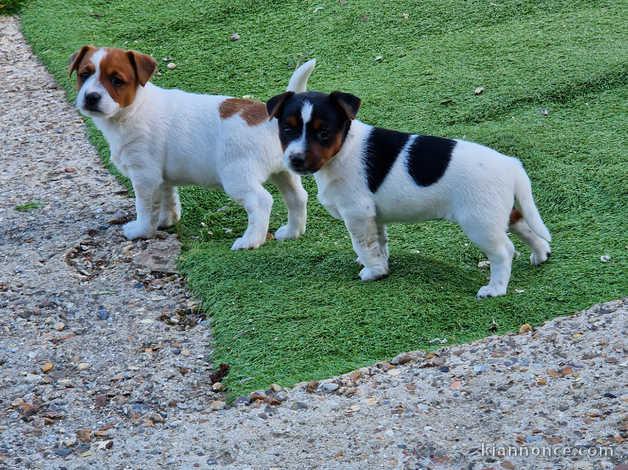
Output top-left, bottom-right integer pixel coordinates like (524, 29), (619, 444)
(286, 115), (298, 128)
(306, 131), (345, 171)
(69, 45), (97, 88)
(311, 118), (323, 131)
(509, 208), (523, 225)
(219, 98), (268, 126)
(69, 46), (156, 108)
(98, 48), (156, 107)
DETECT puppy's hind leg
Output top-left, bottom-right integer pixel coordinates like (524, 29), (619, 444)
(270, 171), (307, 241)
(225, 183), (273, 250)
(462, 219), (515, 298)
(158, 184), (181, 229)
(509, 209), (551, 266)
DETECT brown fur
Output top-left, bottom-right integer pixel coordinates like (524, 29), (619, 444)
(286, 115), (298, 128)
(69, 46), (156, 107)
(307, 132), (344, 171)
(509, 208), (523, 225)
(219, 98), (268, 126)
(69, 45), (97, 87)
(311, 118), (323, 131)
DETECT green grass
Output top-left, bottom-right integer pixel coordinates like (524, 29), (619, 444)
(21, 0), (627, 396)
(14, 200), (43, 212)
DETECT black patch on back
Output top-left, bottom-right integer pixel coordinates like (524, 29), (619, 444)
(363, 127), (410, 193)
(406, 135), (456, 186)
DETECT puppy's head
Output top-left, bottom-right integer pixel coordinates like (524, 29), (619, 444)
(69, 46), (157, 118)
(266, 91), (361, 174)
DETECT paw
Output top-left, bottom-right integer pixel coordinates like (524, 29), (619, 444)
(359, 266), (389, 282)
(274, 224), (305, 241)
(476, 284), (507, 299)
(231, 236), (265, 251)
(123, 220), (155, 240)
(530, 249), (551, 266)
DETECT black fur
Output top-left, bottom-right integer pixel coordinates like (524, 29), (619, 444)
(363, 127), (410, 193)
(406, 135), (456, 186)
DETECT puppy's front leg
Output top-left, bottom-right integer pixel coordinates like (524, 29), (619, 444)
(355, 223), (388, 265)
(344, 216), (389, 281)
(123, 172), (162, 240)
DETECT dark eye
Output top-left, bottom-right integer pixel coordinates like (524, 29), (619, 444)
(317, 129), (329, 141)
(111, 76), (124, 87)
(79, 71), (91, 80)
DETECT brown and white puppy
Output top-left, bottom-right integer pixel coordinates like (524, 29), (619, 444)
(69, 45), (316, 249)
(266, 91), (552, 297)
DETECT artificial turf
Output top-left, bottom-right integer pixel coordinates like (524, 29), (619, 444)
(19, 0), (627, 396)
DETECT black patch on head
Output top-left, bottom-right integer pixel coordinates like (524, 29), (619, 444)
(271, 92), (354, 172)
(363, 127), (410, 193)
(406, 135), (456, 186)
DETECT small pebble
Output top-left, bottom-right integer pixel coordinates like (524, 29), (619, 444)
(229, 33), (240, 41)
(209, 400), (226, 411)
(53, 446), (72, 457)
(77, 362), (91, 371)
(390, 353), (413, 365)
(96, 306), (109, 320)
(320, 382), (339, 393)
(167, 62), (176, 70)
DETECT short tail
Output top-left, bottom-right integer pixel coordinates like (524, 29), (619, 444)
(286, 59), (316, 93)
(513, 161), (552, 242)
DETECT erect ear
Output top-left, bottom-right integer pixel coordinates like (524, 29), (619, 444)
(126, 50), (157, 86)
(266, 91), (294, 120)
(330, 91), (361, 120)
(68, 45), (96, 77)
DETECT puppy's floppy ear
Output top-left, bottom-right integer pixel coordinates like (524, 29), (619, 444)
(266, 91), (294, 120)
(68, 45), (95, 77)
(127, 50), (157, 86)
(330, 91), (361, 120)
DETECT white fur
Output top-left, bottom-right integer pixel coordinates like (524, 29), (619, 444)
(283, 100), (312, 161)
(77, 55), (316, 249)
(313, 120), (552, 298)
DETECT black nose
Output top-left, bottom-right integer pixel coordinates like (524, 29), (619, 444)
(290, 153), (306, 166)
(84, 92), (101, 108)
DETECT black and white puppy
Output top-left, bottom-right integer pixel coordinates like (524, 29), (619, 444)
(266, 91), (552, 298)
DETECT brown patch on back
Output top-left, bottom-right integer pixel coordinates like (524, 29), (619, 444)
(220, 98), (268, 126)
(509, 208), (523, 225)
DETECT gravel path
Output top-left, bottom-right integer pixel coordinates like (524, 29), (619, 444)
(1, 15), (626, 470)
